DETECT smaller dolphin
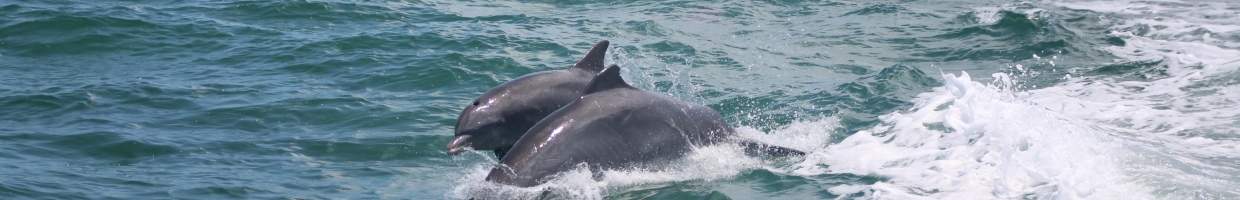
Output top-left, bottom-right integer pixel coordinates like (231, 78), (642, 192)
(485, 64), (739, 187)
(448, 40), (609, 158)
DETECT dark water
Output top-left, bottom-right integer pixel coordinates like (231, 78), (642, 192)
(2, 0), (1238, 199)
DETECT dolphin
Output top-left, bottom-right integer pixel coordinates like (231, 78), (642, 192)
(448, 40), (609, 158)
(485, 64), (759, 187)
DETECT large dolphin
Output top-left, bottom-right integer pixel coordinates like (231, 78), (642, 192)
(485, 64), (746, 187)
(448, 40), (609, 158)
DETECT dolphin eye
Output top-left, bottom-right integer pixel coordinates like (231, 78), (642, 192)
(472, 100), (480, 106)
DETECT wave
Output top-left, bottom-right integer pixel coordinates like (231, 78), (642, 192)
(155, 96), (398, 133)
(0, 5), (244, 58)
(709, 64), (939, 131)
(841, 4), (905, 16)
(0, 131), (179, 161)
(215, 0), (399, 21)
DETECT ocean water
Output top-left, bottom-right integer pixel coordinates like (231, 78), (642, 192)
(1, 0), (1237, 199)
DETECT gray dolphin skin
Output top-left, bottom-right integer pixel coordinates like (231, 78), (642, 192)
(448, 40), (609, 158)
(484, 64), (734, 187)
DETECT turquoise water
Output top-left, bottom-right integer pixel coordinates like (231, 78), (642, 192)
(2, 0), (1238, 199)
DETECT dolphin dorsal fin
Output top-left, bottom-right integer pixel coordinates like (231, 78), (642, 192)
(583, 64), (631, 94)
(572, 40), (609, 72)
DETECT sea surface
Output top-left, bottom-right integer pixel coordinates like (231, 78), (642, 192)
(1, 0), (1238, 199)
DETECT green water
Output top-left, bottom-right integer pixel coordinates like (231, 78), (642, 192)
(3, 0), (1238, 199)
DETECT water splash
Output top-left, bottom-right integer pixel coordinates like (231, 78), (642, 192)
(447, 144), (766, 200)
(780, 71), (1149, 199)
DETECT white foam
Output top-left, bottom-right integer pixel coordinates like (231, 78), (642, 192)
(446, 144), (767, 200)
(1041, 1), (1240, 198)
(735, 118), (838, 152)
(972, 7), (1003, 24)
(786, 71), (1153, 199)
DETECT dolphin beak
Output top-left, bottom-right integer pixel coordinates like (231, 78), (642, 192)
(446, 135), (472, 156)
